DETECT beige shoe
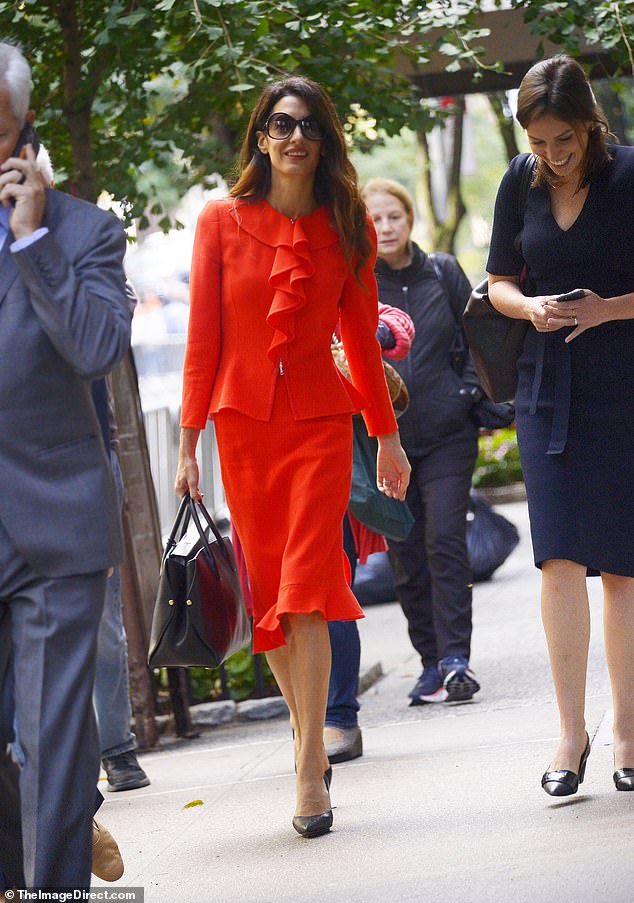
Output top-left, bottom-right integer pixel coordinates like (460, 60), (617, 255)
(92, 818), (124, 881)
(323, 725), (363, 764)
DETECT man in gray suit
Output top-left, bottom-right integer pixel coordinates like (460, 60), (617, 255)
(0, 43), (130, 889)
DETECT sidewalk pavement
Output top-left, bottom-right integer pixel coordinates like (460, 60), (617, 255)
(94, 501), (634, 903)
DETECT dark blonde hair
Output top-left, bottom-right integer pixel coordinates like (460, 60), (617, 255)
(517, 55), (612, 190)
(230, 76), (371, 277)
(361, 177), (415, 234)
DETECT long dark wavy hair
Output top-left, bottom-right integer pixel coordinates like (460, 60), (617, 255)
(516, 55), (613, 191)
(230, 76), (372, 278)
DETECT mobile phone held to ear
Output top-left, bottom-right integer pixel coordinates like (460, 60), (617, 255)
(12, 122), (41, 162)
(555, 289), (586, 303)
(7, 123), (41, 204)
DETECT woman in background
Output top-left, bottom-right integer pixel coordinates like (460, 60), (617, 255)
(363, 177), (481, 708)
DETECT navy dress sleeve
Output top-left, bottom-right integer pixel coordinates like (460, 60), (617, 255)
(486, 153), (533, 278)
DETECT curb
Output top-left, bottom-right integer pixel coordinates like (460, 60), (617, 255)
(144, 660), (386, 738)
(477, 482), (526, 504)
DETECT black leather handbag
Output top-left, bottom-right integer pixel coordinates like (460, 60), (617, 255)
(148, 494), (251, 669)
(462, 154), (536, 404)
(462, 283), (528, 403)
(429, 253), (516, 424)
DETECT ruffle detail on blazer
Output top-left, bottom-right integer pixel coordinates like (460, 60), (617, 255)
(227, 200), (339, 367)
(266, 218), (315, 366)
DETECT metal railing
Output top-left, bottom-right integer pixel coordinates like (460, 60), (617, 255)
(133, 342), (229, 537)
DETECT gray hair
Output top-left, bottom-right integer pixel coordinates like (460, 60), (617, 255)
(0, 43), (32, 124)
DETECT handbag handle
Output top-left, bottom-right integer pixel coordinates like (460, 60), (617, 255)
(186, 493), (234, 579)
(163, 493), (192, 558)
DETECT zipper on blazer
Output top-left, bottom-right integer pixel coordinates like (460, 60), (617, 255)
(279, 359), (285, 375)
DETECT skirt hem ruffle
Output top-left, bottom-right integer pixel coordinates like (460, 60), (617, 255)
(253, 581), (364, 653)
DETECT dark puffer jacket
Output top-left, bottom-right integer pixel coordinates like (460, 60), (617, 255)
(374, 242), (479, 456)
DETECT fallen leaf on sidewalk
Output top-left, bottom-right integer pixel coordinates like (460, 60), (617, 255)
(183, 799), (204, 809)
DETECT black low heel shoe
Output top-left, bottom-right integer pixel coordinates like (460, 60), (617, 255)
(541, 733), (591, 797)
(292, 809), (333, 838)
(613, 768), (634, 791)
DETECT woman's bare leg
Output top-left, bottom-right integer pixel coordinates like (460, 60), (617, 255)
(541, 559), (590, 770)
(267, 612), (331, 817)
(602, 573), (634, 770)
(265, 645), (299, 740)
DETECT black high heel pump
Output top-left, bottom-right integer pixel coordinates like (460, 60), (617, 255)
(291, 729), (333, 836)
(291, 769), (333, 837)
(292, 807), (333, 838)
(613, 768), (634, 791)
(542, 733), (591, 797)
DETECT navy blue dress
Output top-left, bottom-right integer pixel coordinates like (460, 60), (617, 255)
(487, 147), (634, 576)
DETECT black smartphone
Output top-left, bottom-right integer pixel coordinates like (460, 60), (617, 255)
(11, 121), (40, 161)
(555, 289), (586, 302)
(7, 123), (41, 204)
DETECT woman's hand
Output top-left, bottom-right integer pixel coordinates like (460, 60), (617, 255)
(542, 289), (605, 342)
(376, 432), (411, 501)
(174, 427), (202, 501)
(526, 295), (567, 333)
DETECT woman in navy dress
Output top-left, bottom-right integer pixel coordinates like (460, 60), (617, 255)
(487, 56), (634, 796)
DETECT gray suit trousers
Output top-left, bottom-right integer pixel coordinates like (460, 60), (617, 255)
(0, 608), (24, 889)
(0, 517), (106, 889)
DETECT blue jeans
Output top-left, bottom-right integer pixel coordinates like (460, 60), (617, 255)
(93, 450), (135, 758)
(326, 515), (361, 729)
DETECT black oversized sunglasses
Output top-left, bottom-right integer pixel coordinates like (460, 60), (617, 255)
(263, 112), (325, 141)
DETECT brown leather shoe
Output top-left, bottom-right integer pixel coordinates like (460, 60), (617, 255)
(92, 818), (124, 881)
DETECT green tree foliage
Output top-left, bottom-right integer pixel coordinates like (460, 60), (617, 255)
(0, 0), (493, 224)
(513, 0), (634, 75)
(2, 1), (630, 226)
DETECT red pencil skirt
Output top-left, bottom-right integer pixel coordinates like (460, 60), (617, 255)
(213, 383), (364, 653)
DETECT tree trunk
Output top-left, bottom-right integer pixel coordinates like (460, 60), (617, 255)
(415, 128), (440, 244)
(488, 92), (521, 163)
(415, 100), (466, 254)
(111, 354), (162, 751)
(439, 98), (466, 254)
(57, 0), (98, 202)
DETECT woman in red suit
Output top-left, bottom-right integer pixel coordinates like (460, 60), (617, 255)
(175, 76), (410, 838)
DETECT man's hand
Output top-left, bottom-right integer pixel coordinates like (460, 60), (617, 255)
(0, 143), (45, 239)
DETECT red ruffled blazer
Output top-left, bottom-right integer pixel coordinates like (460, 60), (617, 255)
(181, 198), (397, 438)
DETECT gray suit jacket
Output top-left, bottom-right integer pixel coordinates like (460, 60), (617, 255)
(0, 189), (131, 577)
